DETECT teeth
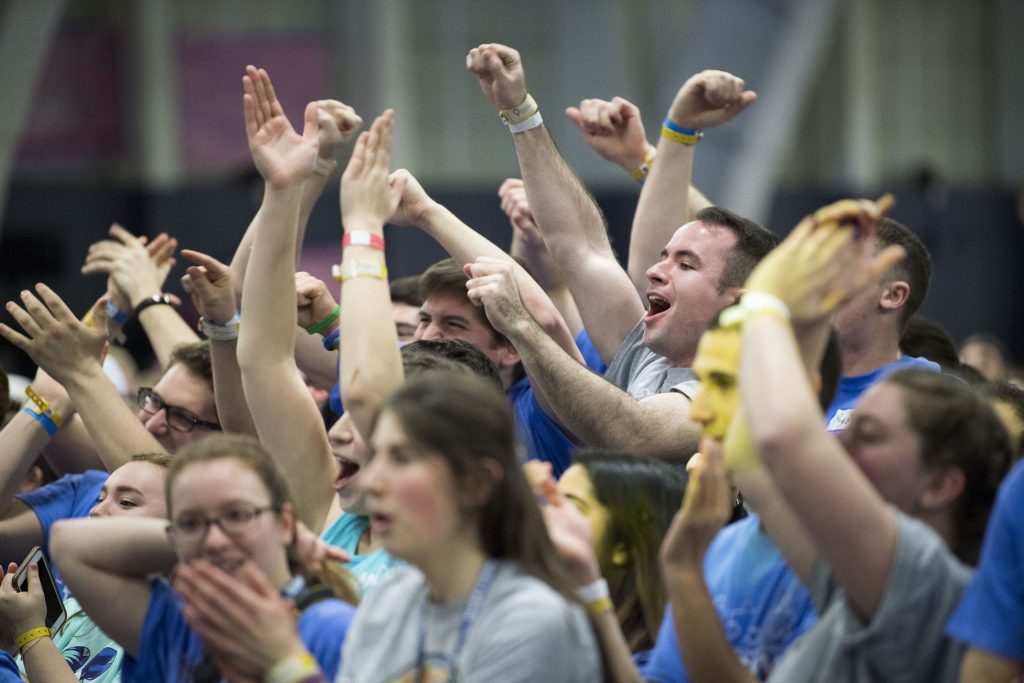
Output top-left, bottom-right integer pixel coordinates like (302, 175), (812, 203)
(648, 295), (669, 307)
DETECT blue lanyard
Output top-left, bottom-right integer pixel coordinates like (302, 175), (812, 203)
(415, 559), (498, 682)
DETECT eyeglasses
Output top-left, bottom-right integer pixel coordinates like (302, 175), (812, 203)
(166, 502), (279, 543)
(137, 388), (220, 433)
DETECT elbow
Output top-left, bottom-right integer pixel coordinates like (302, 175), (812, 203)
(50, 519), (75, 557)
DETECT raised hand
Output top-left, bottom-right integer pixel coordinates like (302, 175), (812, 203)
(314, 99), (363, 160)
(565, 97), (649, 170)
(0, 284), (108, 387)
(293, 272), (338, 331)
(0, 563), (47, 653)
(528, 461), (602, 586)
(465, 43), (529, 110)
(292, 520), (350, 575)
(667, 70), (757, 131)
(180, 249), (237, 324)
(339, 109), (405, 230)
(658, 438), (732, 572)
(464, 257), (531, 336)
(242, 65), (319, 189)
(744, 194), (903, 322)
(386, 168), (435, 228)
(83, 223), (178, 309)
(497, 178), (543, 244)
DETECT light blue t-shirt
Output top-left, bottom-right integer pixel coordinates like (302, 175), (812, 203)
(642, 515), (817, 683)
(947, 460), (1024, 661)
(17, 596), (122, 682)
(320, 511), (406, 597)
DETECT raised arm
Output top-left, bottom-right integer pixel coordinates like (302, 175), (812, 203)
(467, 257), (701, 460)
(658, 442), (759, 683)
(739, 198), (907, 620)
(1, 287), (164, 471)
(500, 178), (584, 337)
(629, 72), (755, 294)
(50, 516), (175, 657)
(336, 110), (405, 441)
(467, 43), (642, 364)
(180, 249), (256, 437)
(389, 168), (584, 366)
(82, 224), (198, 370)
(234, 67), (337, 533)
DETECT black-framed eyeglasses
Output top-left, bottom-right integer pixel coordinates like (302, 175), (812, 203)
(166, 502), (279, 543)
(137, 388), (220, 433)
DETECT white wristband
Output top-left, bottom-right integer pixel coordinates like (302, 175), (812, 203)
(198, 313), (240, 341)
(575, 577), (609, 603)
(508, 111), (543, 134)
(313, 156), (338, 176)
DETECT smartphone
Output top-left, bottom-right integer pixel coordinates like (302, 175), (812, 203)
(13, 546), (68, 633)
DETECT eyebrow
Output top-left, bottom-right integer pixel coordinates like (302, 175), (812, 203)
(659, 248), (703, 266)
(111, 485), (144, 497)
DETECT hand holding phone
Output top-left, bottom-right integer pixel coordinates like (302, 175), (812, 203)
(1, 547), (68, 636)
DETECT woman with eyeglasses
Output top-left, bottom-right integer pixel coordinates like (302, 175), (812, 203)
(50, 433), (357, 682)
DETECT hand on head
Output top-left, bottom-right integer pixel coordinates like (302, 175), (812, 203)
(464, 257), (529, 336)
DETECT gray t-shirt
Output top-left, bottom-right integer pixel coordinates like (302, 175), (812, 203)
(336, 561), (600, 683)
(767, 512), (972, 683)
(604, 319), (698, 399)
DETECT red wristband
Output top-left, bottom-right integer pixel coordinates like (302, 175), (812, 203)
(342, 231), (385, 251)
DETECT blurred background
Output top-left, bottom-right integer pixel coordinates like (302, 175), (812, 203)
(1, 0), (1022, 377)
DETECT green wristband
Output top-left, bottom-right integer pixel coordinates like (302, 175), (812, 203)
(304, 305), (340, 336)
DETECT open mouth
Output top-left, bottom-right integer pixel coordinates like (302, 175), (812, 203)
(646, 294), (671, 318)
(336, 458), (361, 487)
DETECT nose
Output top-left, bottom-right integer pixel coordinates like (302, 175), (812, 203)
(199, 519), (233, 554)
(689, 388), (713, 428)
(645, 258), (669, 285)
(419, 321), (444, 341)
(142, 407), (170, 435)
(89, 499), (111, 518)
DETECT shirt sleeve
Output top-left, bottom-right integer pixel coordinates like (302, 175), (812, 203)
(16, 471), (107, 555)
(946, 463), (1024, 661)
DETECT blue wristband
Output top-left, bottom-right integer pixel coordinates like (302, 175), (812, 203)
(662, 118), (699, 136)
(322, 327), (341, 352)
(106, 300), (129, 325)
(23, 407), (58, 436)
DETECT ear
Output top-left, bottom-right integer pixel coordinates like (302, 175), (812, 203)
(461, 458), (504, 509)
(918, 465), (965, 512)
(723, 285), (743, 307)
(278, 501), (297, 544)
(496, 338), (521, 369)
(879, 280), (910, 313)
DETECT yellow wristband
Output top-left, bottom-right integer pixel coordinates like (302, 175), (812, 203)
(660, 124), (702, 146)
(499, 94), (539, 125)
(264, 650), (318, 683)
(24, 386), (62, 427)
(332, 260), (388, 283)
(629, 143), (658, 182)
(587, 596), (614, 615)
(15, 627), (51, 652)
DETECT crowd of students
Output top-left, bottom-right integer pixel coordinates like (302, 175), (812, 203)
(0, 40), (1021, 683)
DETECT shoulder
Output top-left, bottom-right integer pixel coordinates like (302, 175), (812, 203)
(482, 563), (589, 632)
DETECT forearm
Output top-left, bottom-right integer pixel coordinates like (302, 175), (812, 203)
(508, 316), (700, 459)
(627, 139), (695, 293)
(21, 638), (81, 683)
(64, 367), (164, 469)
(592, 609), (647, 683)
(419, 203), (584, 362)
(52, 517), (175, 579)
(210, 339), (257, 436)
(133, 306), (201, 371)
(294, 328), (338, 391)
(338, 235), (403, 440)
(510, 233), (584, 337)
(237, 184), (305, 367)
(665, 569), (758, 683)
(42, 416), (105, 475)
(0, 411), (54, 515)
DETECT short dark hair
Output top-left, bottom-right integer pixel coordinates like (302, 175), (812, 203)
(389, 275), (422, 307)
(418, 258), (469, 305)
(899, 315), (959, 368)
(876, 218), (932, 330)
(401, 339), (503, 392)
(168, 342), (213, 390)
(695, 207), (779, 293)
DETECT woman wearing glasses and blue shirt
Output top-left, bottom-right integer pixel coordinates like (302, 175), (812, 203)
(50, 434), (357, 682)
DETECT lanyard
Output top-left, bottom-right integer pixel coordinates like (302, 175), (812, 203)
(415, 559), (498, 682)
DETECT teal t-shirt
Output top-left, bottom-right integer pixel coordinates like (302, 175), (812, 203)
(18, 596), (123, 682)
(320, 512), (406, 597)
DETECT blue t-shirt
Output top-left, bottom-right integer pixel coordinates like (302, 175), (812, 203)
(641, 515), (817, 683)
(320, 512), (406, 598)
(122, 577), (354, 683)
(825, 356), (939, 432)
(507, 377), (577, 478)
(575, 329), (607, 375)
(0, 653), (21, 683)
(946, 460), (1024, 661)
(16, 470), (108, 597)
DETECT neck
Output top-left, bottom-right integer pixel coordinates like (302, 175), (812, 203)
(268, 560), (294, 592)
(419, 538), (487, 604)
(839, 327), (901, 377)
(918, 508), (957, 557)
